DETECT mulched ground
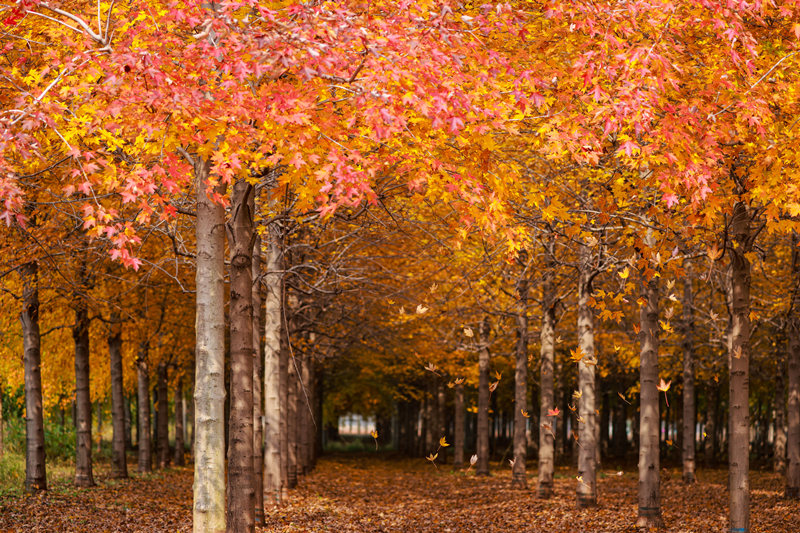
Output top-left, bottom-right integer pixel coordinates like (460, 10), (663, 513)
(0, 454), (797, 532)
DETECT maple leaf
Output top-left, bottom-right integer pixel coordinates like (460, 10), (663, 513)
(463, 327), (474, 337)
(569, 347), (584, 364)
(439, 436), (449, 448)
(618, 266), (630, 279)
(520, 409), (530, 418)
(415, 304), (428, 314)
(547, 407), (560, 417)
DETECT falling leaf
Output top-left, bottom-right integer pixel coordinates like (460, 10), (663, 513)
(572, 390), (582, 400)
(508, 458), (516, 468)
(619, 267), (630, 279)
(709, 310), (719, 321)
(424, 362), (439, 374)
(399, 306), (406, 315)
(547, 407), (561, 417)
(570, 347), (584, 363)
(370, 429), (378, 439)
(733, 345), (743, 359)
(429, 283), (438, 293)
(426, 452), (438, 462)
(666, 439), (673, 447)
(664, 307), (674, 319)
(658, 378), (671, 408)
(489, 381), (499, 393)
(708, 244), (723, 261)
(614, 345), (622, 352)
(666, 279), (676, 290)
(521, 409), (530, 418)
(555, 335), (563, 344)
(454, 377), (465, 385)
(659, 320), (673, 333)
(668, 293), (679, 302)
(494, 370), (502, 381)
(470, 454), (478, 465)
(568, 403), (577, 412)
(439, 436), (450, 447)
(416, 304), (428, 314)
(577, 416), (585, 424)
(633, 324), (641, 334)
(463, 327), (474, 337)
(617, 392), (631, 405)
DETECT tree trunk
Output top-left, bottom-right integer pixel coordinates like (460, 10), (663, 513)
(175, 378), (185, 466)
(287, 352), (298, 489)
(73, 286), (94, 487)
(137, 341), (152, 473)
(300, 352), (313, 473)
(637, 272), (663, 529)
(157, 362), (170, 468)
(109, 318), (128, 478)
(263, 222), (282, 506)
(193, 159), (227, 533)
(125, 394), (133, 451)
(682, 271), (697, 483)
(727, 201), (752, 528)
(476, 318), (491, 476)
(576, 243), (597, 507)
(279, 309), (290, 500)
(538, 240), (556, 498)
(454, 384), (465, 466)
(787, 232), (800, 498)
(774, 354), (786, 473)
(20, 261), (46, 492)
(227, 177), (256, 533)
(512, 264), (529, 489)
(252, 233), (264, 522)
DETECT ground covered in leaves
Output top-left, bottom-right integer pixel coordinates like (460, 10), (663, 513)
(0, 453), (798, 532)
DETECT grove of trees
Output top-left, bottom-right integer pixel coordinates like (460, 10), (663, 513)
(2, 1), (800, 532)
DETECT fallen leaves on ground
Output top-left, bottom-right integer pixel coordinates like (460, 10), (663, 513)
(0, 455), (797, 532)
(0, 460), (191, 532)
(262, 455), (800, 533)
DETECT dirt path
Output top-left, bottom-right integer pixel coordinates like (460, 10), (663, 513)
(0, 455), (797, 532)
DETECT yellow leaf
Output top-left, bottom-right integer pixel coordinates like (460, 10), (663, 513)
(439, 436), (450, 447)
(619, 267), (630, 279)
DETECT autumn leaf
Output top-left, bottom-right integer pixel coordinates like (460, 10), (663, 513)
(658, 378), (672, 407)
(439, 436), (449, 448)
(547, 407), (561, 417)
(618, 267), (630, 279)
(463, 326), (474, 337)
(520, 409), (530, 418)
(415, 304), (428, 314)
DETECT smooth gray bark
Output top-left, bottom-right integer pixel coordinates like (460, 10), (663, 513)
(511, 264), (529, 489)
(476, 318), (491, 476)
(637, 273), (663, 529)
(682, 271), (696, 483)
(193, 159), (227, 533)
(576, 243), (597, 507)
(538, 239), (556, 498)
(252, 234), (264, 522)
(727, 201), (752, 529)
(263, 222), (282, 506)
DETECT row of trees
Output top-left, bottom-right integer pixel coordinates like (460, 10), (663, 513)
(3, 1), (800, 532)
